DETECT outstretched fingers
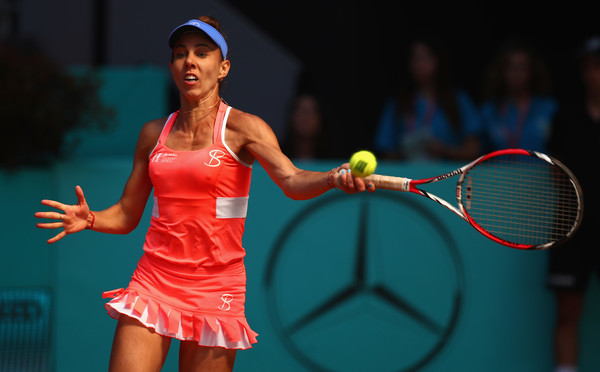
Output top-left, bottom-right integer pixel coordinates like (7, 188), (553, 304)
(35, 185), (90, 244)
(47, 231), (67, 244)
(39, 199), (67, 212)
(75, 185), (87, 206)
(34, 211), (65, 222)
(35, 221), (63, 229)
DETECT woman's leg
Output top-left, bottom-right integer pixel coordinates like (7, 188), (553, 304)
(178, 342), (237, 372)
(108, 314), (172, 372)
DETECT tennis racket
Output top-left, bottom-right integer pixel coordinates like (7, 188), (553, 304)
(341, 149), (584, 250)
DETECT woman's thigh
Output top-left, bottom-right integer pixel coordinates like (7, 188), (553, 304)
(178, 342), (237, 372)
(108, 315), (172, 372)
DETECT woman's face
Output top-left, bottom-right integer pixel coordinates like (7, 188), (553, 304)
(503, 51), (532, 93)
(169, 32), (230, 101)
(409, 42), (438, 86)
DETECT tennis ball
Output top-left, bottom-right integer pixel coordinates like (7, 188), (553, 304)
(349, 150), (377, 177)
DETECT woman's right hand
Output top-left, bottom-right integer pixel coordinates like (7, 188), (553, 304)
(35, 185), (91, 244)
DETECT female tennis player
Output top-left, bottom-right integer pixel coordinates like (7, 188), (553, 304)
(35, 16), (373, 372)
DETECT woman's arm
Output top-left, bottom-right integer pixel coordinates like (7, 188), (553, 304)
(90, 122), (156, 234)
(35, 119), (163, 242)
(229, 110), (373, 200)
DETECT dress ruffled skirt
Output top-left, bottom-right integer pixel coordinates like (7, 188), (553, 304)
(103, 253), (258, 349)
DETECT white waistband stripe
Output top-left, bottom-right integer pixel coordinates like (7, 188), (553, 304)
(216, 196), (249, 219)
(152, 196), (160, 218)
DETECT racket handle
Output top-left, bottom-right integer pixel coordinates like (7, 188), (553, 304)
(364, 174), (411, 192)
(334, 171), (411, 192)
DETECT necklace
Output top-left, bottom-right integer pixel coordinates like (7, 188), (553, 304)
(178, 99), (221, 115)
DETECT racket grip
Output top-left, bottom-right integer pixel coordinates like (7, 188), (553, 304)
(364, 174), (411, 192)
(334, 171), (411, 192)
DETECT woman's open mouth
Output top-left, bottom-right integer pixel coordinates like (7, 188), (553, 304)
(184, 74), (199, 84)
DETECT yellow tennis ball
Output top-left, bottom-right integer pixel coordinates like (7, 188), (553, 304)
(349, 150), (377, 177)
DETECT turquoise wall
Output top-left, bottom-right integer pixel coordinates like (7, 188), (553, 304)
(3, 161), (599, 372)
(2, 67), (598, 371)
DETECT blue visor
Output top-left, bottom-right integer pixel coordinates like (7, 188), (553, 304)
(168, 19), (228, 60)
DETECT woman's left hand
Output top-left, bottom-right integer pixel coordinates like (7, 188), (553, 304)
(35, 185), (91, 243)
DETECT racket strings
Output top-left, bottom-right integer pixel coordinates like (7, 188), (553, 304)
(471, 173), (579, 218)
(462, 154), (580, 246)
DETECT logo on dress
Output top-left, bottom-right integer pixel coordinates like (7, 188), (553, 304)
(218, 294), (234, 311)
(151, 152), (178, 163)
(205, 149), (226, 167)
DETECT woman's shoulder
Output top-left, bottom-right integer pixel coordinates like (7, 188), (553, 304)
(136, 115), (170, 149)
(141, 115), (169, 135)
(144, 115), (170, 128)
(226, 106), (270, 133)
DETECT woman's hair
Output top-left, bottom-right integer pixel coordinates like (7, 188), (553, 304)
(395, 33), (461, 132)
(197, 15), (223, 40)
(482, 39), (552, 102)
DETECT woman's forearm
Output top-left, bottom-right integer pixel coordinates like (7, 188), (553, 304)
(279, 169), (332, 200)
(90, 201), (144, 234)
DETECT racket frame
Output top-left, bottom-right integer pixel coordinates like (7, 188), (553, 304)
(359, 149), (584, 250)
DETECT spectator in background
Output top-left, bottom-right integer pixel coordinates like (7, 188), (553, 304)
(281, 92), (332, 160)
(480, 39), (557, 153)
(373, 34), (482, 161)
(546, 35), (600, 372)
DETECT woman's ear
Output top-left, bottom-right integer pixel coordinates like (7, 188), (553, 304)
(218, 60), (231, 81)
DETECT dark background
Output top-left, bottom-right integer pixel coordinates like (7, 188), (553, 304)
(3, 1), (598, 158)
(225, 2), (599, 156)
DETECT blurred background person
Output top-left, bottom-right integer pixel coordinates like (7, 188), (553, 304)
(280, 92), (333, 160)
(373, 33), (482, 161)
(546, 35), (600, 372)
(480, 39), (557, 153)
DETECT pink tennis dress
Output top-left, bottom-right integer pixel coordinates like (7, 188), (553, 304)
(103, 101), (258, 349)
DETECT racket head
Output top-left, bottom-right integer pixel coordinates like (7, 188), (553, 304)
(456, 149), (584, 250)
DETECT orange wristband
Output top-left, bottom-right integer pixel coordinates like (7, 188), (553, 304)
(87, 211), (95, 230)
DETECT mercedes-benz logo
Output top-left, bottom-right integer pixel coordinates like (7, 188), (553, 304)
(264, 192), (464, 372)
